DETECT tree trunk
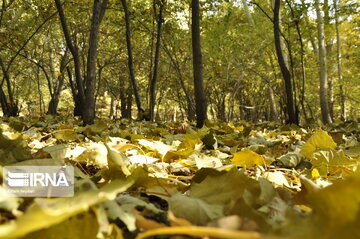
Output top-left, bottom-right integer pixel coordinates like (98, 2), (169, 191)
(83, 0), (108, 125)
(300, 0), (319, 56)
(0, 87), (10, 116)
(162, 42), (195, 121)
(335, 0), (346, 121)
(191, 0), (207, 128)
(36, 68), (44, 114)
(109, 96), (115, 119)
(323, 0), (334, 120)
(66, 67), (82, 117)
(55, 0), (86, 114)
(121, 0), (143, 115)
(268, 84), (278, 121)
(149, 0), (165, 121)
(286, 0), (308, 123)
(47, 50), (67, 115)
(119, 77), (128, 118)
(273, 0), (297, 124)
(242, 0), (255, 25)
(126, 87), (132, 119)
(315, 0), (333, 124)
(0, 58), (17, 116)
(47, 74), (64, 115)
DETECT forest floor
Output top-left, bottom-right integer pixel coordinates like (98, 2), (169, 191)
(0, 116), (360, 239)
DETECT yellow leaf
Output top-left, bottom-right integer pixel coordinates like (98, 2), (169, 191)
(263, 171), (290, 187)
(311, 168), (320, 179)
(178, 138), (203, 150)
(300, 129), (336, 159)
(163, 138), (202, 162)
(231, 149), (265, 167)
(104, 143), (131, 176)
(53, 129), (80, 142)
(135, 226), (261, 239)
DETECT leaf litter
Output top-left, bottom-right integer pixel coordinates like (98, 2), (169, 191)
(0, 116), (359, 239)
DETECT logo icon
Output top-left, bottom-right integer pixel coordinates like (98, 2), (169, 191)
(7, 171), (30, 187)
(3, 166), (74, 197)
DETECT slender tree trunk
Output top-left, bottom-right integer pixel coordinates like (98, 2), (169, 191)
(273, 0), (297, 124)
(322, 0), (334, 119)
(162, 42), (195, 121)
(119, 77), (128, 118)
(47, 51), (67, 115)
(149, 0), (165, 121)
(47, 74), (65, 115)
(0, 87), (10, 116)
(55, 0), (86, 112)
(300, 0), (319, 56)
(121, 0), (143, 115)
(109, 96), (115, 119)
(0, 58), (17, 116)
(147, 7), (156, 106)
(242, 0), (255, 25)
(83, 0), (108, 125)
(335, 0), (346, 121)
(36, 68), (44, 114)
(244, 3), (279, 123)
(191, 0), (207, 128)
(126, 88), (132, 119)
(268, 84), (278, 121)
(328, 77), (334, 118)
(66, 67), (82, 116)
(286, 0), (308, 122)
(315, 0), (333, 124)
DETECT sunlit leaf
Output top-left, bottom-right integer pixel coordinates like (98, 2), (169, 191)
(231, 149), (265, 167)
(0, 178), (134, 238)
(300, 129), (336, 159)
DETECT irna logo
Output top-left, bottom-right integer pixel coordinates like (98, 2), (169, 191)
(3, 166), (74, 197)
(7, 171), (69, 187)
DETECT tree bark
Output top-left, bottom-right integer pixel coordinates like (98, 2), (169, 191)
(66, 67), (82, 116)
(315, 0), (333, 124)
(83, 0), (108, 125)
(121, 0), (143, 115)
(335, 0), (346, 121)
(47, 50), (68, 115)
(126, 87), (132, 119)
(149, 0), (165, 121)
(0, 87), (10, 116)
(191, 0), (207, 128)
(109, 96), (115, 119)
(273, 0), (297, 124)
(286, 0), (308, 122)
(119, 77), (128, 118)
(55, 0), (86, 111)
(300, 0), (319, 56)
(268, 84), (278, 121)
(323, 0), (334, 119)
(242, 0), (255, 25)
(162, 42), (195, 121)
(0, 58), (17, 116)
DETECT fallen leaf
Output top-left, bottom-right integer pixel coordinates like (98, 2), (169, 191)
(231, 149), (265, 167)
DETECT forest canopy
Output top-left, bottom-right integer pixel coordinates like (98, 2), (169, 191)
(0, 0), (359, 126)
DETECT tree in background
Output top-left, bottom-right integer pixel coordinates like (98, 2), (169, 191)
(191, 0), (207, 128)
(149, 0), (165, 121)
(55, 0), (108, 124)
(315, 0), (333, 125)
(273, 0), (298, 124)
(0, 0), (359, 124)
(121, 0), (143, 117)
